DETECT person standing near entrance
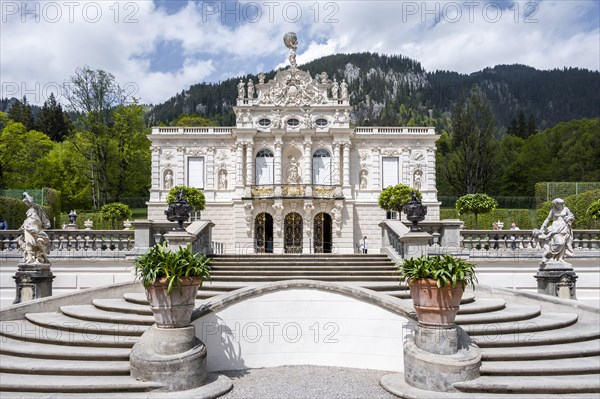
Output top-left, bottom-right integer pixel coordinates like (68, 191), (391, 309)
(362, 236), (368, 254)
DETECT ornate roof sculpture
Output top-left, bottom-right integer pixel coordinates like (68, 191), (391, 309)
(236, 32), (349, 109)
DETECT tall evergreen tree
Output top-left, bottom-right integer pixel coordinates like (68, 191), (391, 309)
(7, 97), (34, 131)
(37, 93), (71, 141)
(526, 114), (537, 137)
(517, 111), (527, 138)
(444, 89), (497, 195)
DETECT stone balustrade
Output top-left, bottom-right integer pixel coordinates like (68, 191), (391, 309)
(153, 127), (232, 135)
(354, 127), (435, 135)
(0, 229), (134, 259)
(460, 230), (600, 251)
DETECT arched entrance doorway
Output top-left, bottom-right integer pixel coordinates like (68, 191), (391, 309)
(284, 212), (303, 253)
(313, 213), (332, 253)
(254, 213), (273, 253)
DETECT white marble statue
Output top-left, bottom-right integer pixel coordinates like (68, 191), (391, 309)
(287, 156), (302, 184)
(359, 171), (368, 189)
(340, 79), (349, 99)
(247, 79), (255, 99)
(164, 170), (173, 190)
(284, 32), (298, 69)
(218, 170), (227, 190)
(18, 192), (51, 264)
(331, 78), (339, 99)
(413, 169), (422, 191)
(237, 79), (246, 99)
(534, 198), (575, 265)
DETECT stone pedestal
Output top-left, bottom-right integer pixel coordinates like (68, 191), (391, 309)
(400, 231), (432, 259)
(130, 325), (207, 391)
(535, 260), (578, 300)
(164, 230), (197, 251)
(132, 220), (154, 254)
(64, 223), (78, 231)
(13, 263), (55, 304)
(381, 323), (481, 394)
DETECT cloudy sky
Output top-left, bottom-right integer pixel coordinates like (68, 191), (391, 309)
(1, 0), (598, 105)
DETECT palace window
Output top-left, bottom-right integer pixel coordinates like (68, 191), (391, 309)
(258, 118), (271, 127)
(382, 157), (399, 188)
(255, 149), (274, 185)
(313, 149), (332, 185)
(188, 157), (205, 189)
(286, 118), (300, 127)
(315, 118), (328, 127)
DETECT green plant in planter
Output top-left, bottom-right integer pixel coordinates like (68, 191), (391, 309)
(134, 243), (211, 294)
(399, 254), (477, 289)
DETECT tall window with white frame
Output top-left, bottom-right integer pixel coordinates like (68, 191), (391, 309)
(312, 148), (332, 185)
(255, 149), (274, 185)
(382, 156), (400, 219)
(187, 156), (204, 220)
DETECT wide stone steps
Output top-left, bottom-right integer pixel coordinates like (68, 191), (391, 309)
(480, 356), (600, 376)
(462, 313), (579, 336)
(0, 354), (131, 376)
(93, 299), (154, 315)
(26, 311), (148, 336)
(453, 375), (600, 394)
(209, 275), (401, 282)
(60, 305), (155, 326)
(0, 320), (137, 348)
(481, 339), (600, 360)
(0, 373), (162, 393)
(0, 336), (131, 360)
(472, 320), (599, 347)
(457, 298), (506, 314)
(455, 305), (541, 324)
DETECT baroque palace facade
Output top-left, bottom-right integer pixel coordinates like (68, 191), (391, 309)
(147, 36), (440, 254)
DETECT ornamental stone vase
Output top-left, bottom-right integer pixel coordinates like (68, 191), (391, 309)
(145, 277), (201, 328)
(408, 278), (464, 327)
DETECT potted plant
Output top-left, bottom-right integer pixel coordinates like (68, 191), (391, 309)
(134, 243), (211, 328)
(399, 254), (477, 326)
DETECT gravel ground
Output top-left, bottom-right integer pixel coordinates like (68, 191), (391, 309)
(219, 366), (397, 399)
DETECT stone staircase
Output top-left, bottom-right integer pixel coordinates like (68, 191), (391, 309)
(0, 254), (598, 396)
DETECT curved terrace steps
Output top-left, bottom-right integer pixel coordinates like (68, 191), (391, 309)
(1, 253), (599, 395)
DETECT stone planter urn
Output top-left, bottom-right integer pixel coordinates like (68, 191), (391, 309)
(146, 277), (201, 328)
(408, 278), (464, 326)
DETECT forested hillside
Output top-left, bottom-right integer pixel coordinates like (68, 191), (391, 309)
(147, 53), (600, 131)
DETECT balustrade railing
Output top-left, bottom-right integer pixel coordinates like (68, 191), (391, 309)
(0, 229), (135, 257)
(460, 230), (600, 251)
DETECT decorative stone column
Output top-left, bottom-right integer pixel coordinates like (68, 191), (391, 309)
(245, 143), (254, 186)
(332, 141), (341, 185)
(303, 140), (312, 196)
(13, 263), (54, 304)
(535, 261), (578, 300)
(235, 142), (244, 185)
(342, 141), (350, 187)
(274, 140), (282, 196)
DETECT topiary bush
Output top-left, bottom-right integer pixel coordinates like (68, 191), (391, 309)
(441, 208), (537, 229)
(167, 186), (206, 211)
(378, 184), (420, 213)
(588, 199), (600, 221)
(0, 195), (28, 230)
(100, 202), (132, 229)
(537, 189), (600, 229)
(456, 193), (498, 229)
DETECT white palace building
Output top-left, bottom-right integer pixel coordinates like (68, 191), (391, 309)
(147, 34), (440, 254)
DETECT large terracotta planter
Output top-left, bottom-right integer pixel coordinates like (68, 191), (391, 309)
(146, 277), (201, 328)
(408, 278), (464, 326)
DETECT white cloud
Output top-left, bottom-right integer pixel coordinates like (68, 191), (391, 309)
(1, 0), (598, 105)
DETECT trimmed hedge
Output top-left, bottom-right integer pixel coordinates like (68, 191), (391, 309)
(537, 189), (600, 229)
(441, 208), (537, 229)
(535, 182), (600, 207)
(0, 196), (28, 230)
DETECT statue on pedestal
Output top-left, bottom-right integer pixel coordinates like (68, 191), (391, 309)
(287, 156), (302, 184)
(18, 192), (51, 264)
(535, 198), (574, 266)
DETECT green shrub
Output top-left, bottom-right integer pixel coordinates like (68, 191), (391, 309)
(100, 203), (132, 229)
(167, 186), (206, 211)
(442, 208), (536, 229)
(399, 254), (477, 289)
(456, 194), (498, 229)
(378, 184), (420, 213)
(537, 189), (600, 229)
(0, 195), (28, 230)
(42, 187), (61, 224)
(588, 200), (600, 221)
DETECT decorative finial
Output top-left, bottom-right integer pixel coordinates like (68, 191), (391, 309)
(283, 32), (298, 69)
